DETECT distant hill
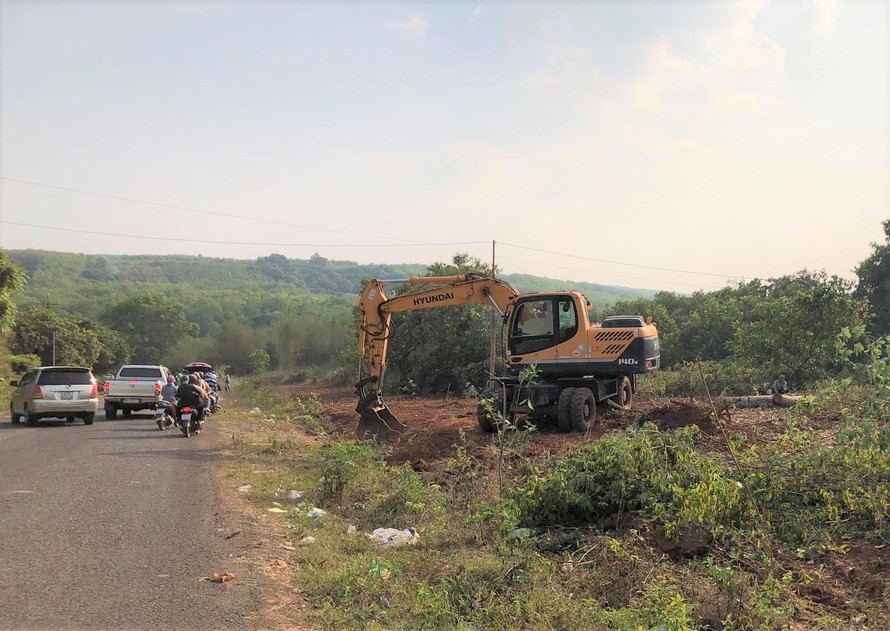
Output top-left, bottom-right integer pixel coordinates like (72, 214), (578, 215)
(7, 249), (656, 306)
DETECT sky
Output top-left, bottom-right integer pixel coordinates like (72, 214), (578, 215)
(0, 0), (887, 293)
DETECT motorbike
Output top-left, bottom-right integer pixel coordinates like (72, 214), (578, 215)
(156, 400), (177, 430)
(178, 405), (203, 437)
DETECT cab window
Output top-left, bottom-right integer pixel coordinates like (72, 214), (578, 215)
(511, 299), (556, 355)
(557, 298), (578, 342)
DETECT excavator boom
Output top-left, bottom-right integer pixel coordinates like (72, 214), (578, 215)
(356, 274), (519, 439)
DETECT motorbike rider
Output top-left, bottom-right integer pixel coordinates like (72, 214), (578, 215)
(196, 372), (216, 413)
(158, 375), (178, 429)
(175, 374), (206, 423)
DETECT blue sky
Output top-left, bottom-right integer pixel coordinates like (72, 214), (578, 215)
(1, 1), (887, 291)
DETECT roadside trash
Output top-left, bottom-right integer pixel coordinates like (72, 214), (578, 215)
(267, 507), (288, 514)
(347, 524), (357, 535)
(237, 484), (252, 493)
(369, 558), (391, 581)
(285, 490), (304, 500)
(509, 527), (538, 539)
(369, 527), (418, 549)
(306, 507), (328, 518)
(282, 544), (296, 551)
(203, 571), (235, 583)
(272, 501), (282, 507)
(430, 484), (442, 491)
(270, 559), (288, 568)
(249, 407), (262, 415)
(225, 531), (241, 540)
(378, 595), (391, 607)
(299, 536), (317, 546)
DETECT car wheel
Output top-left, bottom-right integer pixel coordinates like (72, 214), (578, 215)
(105, 405), (117, 420)
(24, 405), (38, 427)
(83, 413), (95, 425)
(122, 408), (132, 418)
(617, 376), (633, 410)
(66, 415), (76, 422)
(10, 404), (21, 424)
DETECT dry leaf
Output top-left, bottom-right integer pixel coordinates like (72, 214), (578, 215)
(270, 559), (288, 568)
(202, 571), (235, 583)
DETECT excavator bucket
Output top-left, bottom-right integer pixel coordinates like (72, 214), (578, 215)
(355, 378), (408, 440)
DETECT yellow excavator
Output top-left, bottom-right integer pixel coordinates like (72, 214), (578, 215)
(355, 274), (660, 439)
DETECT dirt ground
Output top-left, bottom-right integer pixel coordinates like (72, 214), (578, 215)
(285, 385), (789, 468)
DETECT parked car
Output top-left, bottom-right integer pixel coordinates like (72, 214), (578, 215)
(9, 366), (99, 426)
(103, 365), (170, 419)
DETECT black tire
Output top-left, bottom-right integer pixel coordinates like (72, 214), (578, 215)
(122, 408), (132, 418)
(66, 415), (75, 423)
(105, 405), (118, 420)
(182, 419), (191, 438)
(618, 376), (633, 410)
(10, 404), (21, 424)
(569, 387), (596, 432)
(25, 405), (38, 427)
(557, 387), (575, 432)
(83, 413), (95, 425)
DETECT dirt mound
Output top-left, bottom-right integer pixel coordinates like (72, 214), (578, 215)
(639, 400), (720, 435)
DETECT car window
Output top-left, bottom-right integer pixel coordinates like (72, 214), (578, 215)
(118, 367), (163, 379)
(38, 370), (94, 385)
(18, 372), (35, 386)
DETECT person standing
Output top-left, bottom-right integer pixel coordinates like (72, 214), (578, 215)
(224, 374), (231, 392)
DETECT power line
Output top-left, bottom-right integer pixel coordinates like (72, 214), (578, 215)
(516, 259), (727, 290)
(499, 241), (748, 280)
(0, 175), (418, 243)
(0, 220), (489, 248)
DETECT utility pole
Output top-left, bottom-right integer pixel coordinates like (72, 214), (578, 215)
(42, 298), (60, 366)
(489, 240), (497, 387)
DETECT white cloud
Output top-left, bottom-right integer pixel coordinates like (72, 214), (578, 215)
(386, 12), (429, 36)
(471, 4), (483, 26)
(809, 0), (840, 35)
(631, 0), (785, 115)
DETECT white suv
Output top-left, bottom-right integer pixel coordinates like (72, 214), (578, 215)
(9, 366), (99, 426)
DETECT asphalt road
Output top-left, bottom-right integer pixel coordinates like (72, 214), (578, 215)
(0, 408), (260, 630)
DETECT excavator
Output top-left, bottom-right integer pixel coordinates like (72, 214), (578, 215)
(355, 274), (660, 439)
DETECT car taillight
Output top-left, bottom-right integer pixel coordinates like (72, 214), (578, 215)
(103, 382), (110, 393)
(182, 406), (191, 413)
(32, 385), (43, 399)
(154, 382), (161, 396)
(91, 383), (99, 397)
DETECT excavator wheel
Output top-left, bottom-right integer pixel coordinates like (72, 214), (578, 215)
(618, 377), (633, 410)
(569, 387), (596, 432)
(557, 387), (574, 432)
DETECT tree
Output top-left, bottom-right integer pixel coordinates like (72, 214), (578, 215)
(727, 271), (868, 385)
(0, 250), (25, 335)
(855, 218), (890, 335)
(102, 293), (198, 363)
(13, 307), (102, 367)
(386, 254), (497, 393)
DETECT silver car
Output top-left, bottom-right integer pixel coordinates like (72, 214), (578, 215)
(9, 366), (99, 426)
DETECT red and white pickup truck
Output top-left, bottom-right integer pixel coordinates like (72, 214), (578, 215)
(103, 365), (170, 419)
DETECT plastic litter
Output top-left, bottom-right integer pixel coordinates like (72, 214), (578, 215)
(369, 527), (418, 549)
(267, 507), (288, 514)
(238, 484), (252, 493)
(509, 527), (538, 539)
(347, 524), (357, 535)
(306, 507), (327, 518)
(285, 490), (304, 500)
(299, 536), (317, 546)
(248, 407), (262, 415)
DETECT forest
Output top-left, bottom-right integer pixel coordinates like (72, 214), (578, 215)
(0, 219), (888, 398)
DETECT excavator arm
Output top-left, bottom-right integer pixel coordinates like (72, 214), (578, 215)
(355, 274), (519, 439)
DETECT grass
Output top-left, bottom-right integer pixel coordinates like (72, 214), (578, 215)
(222, 381), (889, 631)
